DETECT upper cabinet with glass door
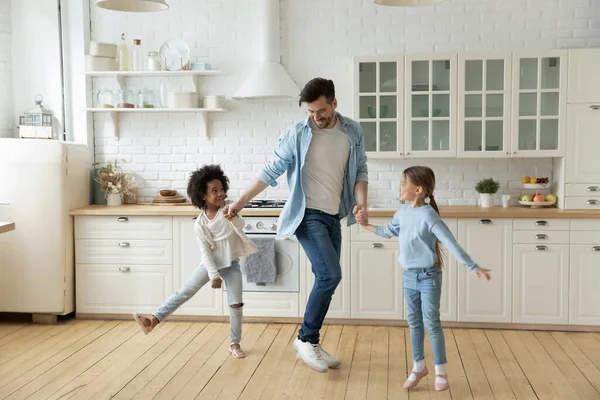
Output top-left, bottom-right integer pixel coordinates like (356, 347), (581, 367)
(458, 53), (512, 158)
(353, 56), (404, 159)
(512, 51), (567, 157)
(405, 53), (457, 158)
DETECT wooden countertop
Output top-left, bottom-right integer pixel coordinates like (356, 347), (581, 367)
(0, 222), (15, 234)
(69, 204), (600, 219)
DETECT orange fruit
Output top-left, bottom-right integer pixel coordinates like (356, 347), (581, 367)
(530, 178), (537, 184)
(522, 176), (531, 184)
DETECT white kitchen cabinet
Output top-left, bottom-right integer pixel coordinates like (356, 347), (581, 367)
(458, 53), (512, 158)
(354, 55), (404, 158)
(511, 51), (567, 157)
(458, 218), (513, 323)
(565, 104), (600, 184)
(568, 48), (600, 103)
(351, 241), (402, 320)
(74, 216), (172, 240)
(570, 244), (600, 325)
(223, 292), (299, 318)
(513, 244), (569, 324)
(439, 218), (458, 321)
(405, 53), (457, 158)
(172, 216), (223, 316)
(300, 225), (351, 319)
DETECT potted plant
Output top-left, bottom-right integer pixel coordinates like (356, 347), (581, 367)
(93, 160), (138, 206)
(475, 178), (500, 208)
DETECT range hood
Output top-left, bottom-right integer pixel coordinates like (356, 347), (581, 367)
(233, 0), (299, 100)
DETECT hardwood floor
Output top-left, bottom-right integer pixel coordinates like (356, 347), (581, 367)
(0, 320), (599, 399)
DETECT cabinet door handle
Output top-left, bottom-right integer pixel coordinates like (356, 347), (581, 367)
(479, 219), (492, 224)
(587, 199), (599, 205)
(535, 220), (548, 226)
(119, 266), (131, 272)
(587, 186), (599, 192)
(192, 217), (197, 221)
(118, 241), (130, 248)
(535, 234), (548, 240)
(117, 217), (129, 222)
(536, 245), (547, 251)
(593, 246), (600, 252)
(589, 105), (600, 111)
(372, 243), (384, 248)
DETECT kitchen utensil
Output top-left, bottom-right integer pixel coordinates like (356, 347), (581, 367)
(518, 200), (557, 208)
(159, 189), (177, 196)
(158, 38), (191, 71)
(501, 194), (511, 208)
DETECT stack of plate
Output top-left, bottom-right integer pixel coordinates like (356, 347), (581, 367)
(152, 190), (187, 204)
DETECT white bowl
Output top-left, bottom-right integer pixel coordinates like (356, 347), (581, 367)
(518, 200), (557, 208)
(90, 41), (118, 58)
(168, 92), (200, 108)
(85, 55), (117, 72)
(523, 183), (549, 189)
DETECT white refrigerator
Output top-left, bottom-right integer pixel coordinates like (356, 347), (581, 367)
(0, 139), (90, 315)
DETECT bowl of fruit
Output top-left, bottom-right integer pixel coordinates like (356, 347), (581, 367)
(522, 176), (550, 189)
(518, 193), (557, 208)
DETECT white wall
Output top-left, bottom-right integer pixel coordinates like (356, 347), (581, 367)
(11, 0), (64, 135)
(90, 0), (599, 205)
(0, 0), (12, 138)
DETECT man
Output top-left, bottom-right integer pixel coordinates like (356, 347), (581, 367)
(224, 78), (369, 373)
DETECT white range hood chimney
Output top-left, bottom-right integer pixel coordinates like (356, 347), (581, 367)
(233, 0), (299, 100)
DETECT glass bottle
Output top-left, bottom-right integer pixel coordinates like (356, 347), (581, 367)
(118, 33), (130, 71)
(132, 39), (143, 71)
(137, 88), (155, 108)
(116, 89), (135, 108)
(147, 51), (163, 71)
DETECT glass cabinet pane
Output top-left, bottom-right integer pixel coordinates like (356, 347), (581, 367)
(359, 63), (376, 93)
(518, 120), (537, 150)
(540, 119), (559, 150)
(432, 121), (450, 151)
(380, 96), (397, 118)
(486, 60), (504, 90)
(465, 60), (483, 91)
(412, 95), (429, 118)
(464, 121), (482, 151)
(541, 57), (560, 89)
(412, 121), (429, 151)
(486, 94), (503, 117)
(432, 60), (450, 91)
(519, 58), (538, 90)
(540, 92), (559, 116)
(412, 61), (429, 91)
(485, 121), (503, 151)
(519, 93), (537, 116)
(380, 62), (397, 93)
(380, 122), (397, 152)
(432, 94), (449, 118)
(465, 94), (482, 118)
(361, 122), (376, 152)
(360, 96), (377, 119)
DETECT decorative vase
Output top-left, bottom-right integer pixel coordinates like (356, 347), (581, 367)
(106, 192), (123, 206)
(479, 193), (493, 208)
(124, 190), (137, 204)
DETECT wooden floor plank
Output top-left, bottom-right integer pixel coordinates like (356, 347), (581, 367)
(570, 332), (600, 372)
(484, 330), (537, 400)
(551, 331), (600, 395)
(324, 325), (358, 400)
(469, 329), (516, 399)
(0, 324), (28, 340)
(344, 325), (373, 400)
(365, 326), (389, 400)
(300, 324), (343, 400)
(453, 328), (494, 399)
(445, 328), (473, 400)
(0, 323), (67, 363)
(386, 327), (408, 400)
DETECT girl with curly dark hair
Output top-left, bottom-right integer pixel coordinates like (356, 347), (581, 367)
(133, 164), (257, 358)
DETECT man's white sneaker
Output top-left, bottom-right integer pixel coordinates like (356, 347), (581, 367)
(293, 338), (328, 373)
(294, 339), (341, 369)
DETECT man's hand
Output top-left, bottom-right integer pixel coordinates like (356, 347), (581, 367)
(223, 200), (246, 220)
(353, 204), (369, 226)
(475, 268), (491, 281)
(211, 278), (222, 289)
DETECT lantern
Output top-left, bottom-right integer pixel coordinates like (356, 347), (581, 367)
(23, 95), (53, 127)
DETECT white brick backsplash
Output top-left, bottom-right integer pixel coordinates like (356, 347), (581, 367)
(0, 0), (12, 138)
(89, 0), (596, 202)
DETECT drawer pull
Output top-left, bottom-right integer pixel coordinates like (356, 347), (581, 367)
(118, 242), (130, 248)
(535, 220), (548, 226)
(117, 217), (129, 222)
(593, 246), (600, 252)
(192, 217), (197, 221)
(536, 245), (547, 251)
(119, 266), (131, 272)
(535, 234), (548, 240)
(587, 199), (599, 205)
(588, 186), (599, 192)
(372, 243), (384, 248)
(479, 219), (492, 224)
(590, 105), (600, 111)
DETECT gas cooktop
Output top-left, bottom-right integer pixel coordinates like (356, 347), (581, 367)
(243, 199), (286, 209)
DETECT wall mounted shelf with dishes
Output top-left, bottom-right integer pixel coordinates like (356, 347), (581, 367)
(84, 70), (222, 91)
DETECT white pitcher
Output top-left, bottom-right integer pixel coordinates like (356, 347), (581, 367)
(106, 192), (123, 206)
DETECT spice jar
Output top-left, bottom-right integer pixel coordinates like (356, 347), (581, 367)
(137, 88), (155, 108)
(97, 88), (114, 108)
(116, 89), (135, 108)
(147, 51), (163, 71)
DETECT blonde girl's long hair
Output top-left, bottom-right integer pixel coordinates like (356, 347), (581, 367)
(403, 166), (445, 268)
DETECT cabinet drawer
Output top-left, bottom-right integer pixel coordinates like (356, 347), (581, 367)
(565, 197), (600, 210)
(76, 239), (173, 265)
(513, 230), (570, 244)
(76, 264), (172, 314)
(75, 216), (172, 240)
(566, 184), (600, 197)
(571, 219), (600, 231)
(513, 218), (569, 231)
(570, 231), (600, 245)
(351, 217), (396, 242)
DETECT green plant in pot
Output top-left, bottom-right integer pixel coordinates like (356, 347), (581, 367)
(475, 178), (500, 208)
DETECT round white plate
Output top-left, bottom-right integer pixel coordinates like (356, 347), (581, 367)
(159, 39), (190, 71)
(518, 200), (556, 208)
(523, 183), (549, 189)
